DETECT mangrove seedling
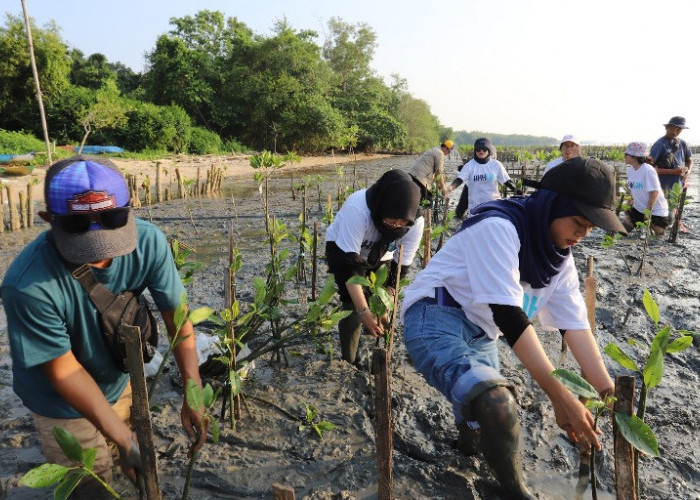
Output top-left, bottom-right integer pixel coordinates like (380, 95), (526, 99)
(20, 427), (120, 499)
(182, 380), (221, 500)
(604, 289), (694, 494)
(550, 369), (658, 500)
(298, 402), (337, 439)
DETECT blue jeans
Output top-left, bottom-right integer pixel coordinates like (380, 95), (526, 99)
(404, 298), (512, 424)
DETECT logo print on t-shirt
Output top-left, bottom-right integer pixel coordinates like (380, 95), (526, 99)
(522, 294), (540, 318)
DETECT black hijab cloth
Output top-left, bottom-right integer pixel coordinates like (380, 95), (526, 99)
(326, 170), (421, 301)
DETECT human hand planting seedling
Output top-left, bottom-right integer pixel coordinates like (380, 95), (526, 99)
(20, 427), (121, 499)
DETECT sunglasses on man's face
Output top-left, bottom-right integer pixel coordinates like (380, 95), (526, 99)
(49, 207), (130, 233)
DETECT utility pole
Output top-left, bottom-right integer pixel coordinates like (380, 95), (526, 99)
(21, 0), (52, 164)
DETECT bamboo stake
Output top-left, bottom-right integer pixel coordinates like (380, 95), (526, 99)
(27, 182), (34, 227)
(373, 348), (393, 500)
(311, 221), (318, 301)
(387, 245), (404, 360)
(196, 166), (201, 198)
(668, 185), (688, 244)
(176, 168), (185, 199)
(0, 186), (4, 232)
(122, 324), (162, 500)
(6, 186), (20, 231)
(155, 161), (162, 203)
(272, 484), (296, 500)
(614, 376), (637, 500)
(422, 208), (432, 268)
(19, 191), (27, 228)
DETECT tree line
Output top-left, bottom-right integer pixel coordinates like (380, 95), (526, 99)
(1, 10), (465, 155)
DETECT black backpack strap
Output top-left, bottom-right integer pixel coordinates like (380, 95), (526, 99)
(70, 264), (118, 313)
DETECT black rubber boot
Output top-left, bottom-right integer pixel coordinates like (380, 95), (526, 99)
(338, 301), (361, 364)
(469, 386), (535, 500)
(456, 422), (480, 456)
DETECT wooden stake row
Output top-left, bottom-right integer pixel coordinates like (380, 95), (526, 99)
(1, 183), (36, 232)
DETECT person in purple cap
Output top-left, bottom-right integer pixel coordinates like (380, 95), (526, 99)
(1, 156), (209, 491)
(650, 116), (693, 192)
(622, 142), (670, 235)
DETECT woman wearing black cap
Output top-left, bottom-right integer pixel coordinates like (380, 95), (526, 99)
(446, 137), (520, 219)
(401, 157), (626, 499)
(325, 169), (424, 364)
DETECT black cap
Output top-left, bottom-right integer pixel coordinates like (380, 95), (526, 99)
(537, 157), (627, 235)
(664, 116), (688, 129)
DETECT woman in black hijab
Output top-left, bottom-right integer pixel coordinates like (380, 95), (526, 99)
(325, 169), (424, 364)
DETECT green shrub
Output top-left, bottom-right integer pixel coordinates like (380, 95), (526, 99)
(188, 127), (222, 155)
(222, 138), (247, 153)
(0, 129), (45, 153)
(112, 101), (192, 152)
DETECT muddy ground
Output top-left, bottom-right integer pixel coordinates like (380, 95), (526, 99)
(0, 155), (698, 499)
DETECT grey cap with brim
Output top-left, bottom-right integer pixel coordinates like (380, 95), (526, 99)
(52, 210), (138, 264)
(537, 156), (628, 235)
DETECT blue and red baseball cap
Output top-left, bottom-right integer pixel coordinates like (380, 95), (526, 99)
(44, 155), (137, 264)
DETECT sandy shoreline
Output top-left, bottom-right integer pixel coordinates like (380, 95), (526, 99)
(0, 152), (395, 205)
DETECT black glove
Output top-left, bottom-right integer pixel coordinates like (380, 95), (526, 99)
(119, 436), (141, 473)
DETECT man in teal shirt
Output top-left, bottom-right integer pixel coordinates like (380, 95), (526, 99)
(1, 156), (208, 488)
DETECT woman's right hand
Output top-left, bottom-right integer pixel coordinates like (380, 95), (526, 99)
(551, 390), (602, 451)
(359, 309), (384, 338)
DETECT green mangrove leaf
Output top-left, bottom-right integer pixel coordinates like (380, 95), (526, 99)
(346, 276), (371, 287)
(54, 469), (88, 500)
(230, 371), (242, 395)
(52, 427), (83, 463)
(202, 384), (214, 407)
(642, 289), (660, 325)
(375, 264), (388, 287)
(81, 447), (97, 471)
(19, 463), (69, 488)
(318, 278), (336, 305)
(549, 369), (598, 399)
(644, 327), (670, 389)
(666, 336), (693, 353)
(174, 297), (188, 331)
(188, 306), (215, 325)
(186, 379), (203, 411)
(604, 343), (639, 371)
(375, 287), (393, 312)
(615, 412), (659, 457)
(252, 277), (266, 303)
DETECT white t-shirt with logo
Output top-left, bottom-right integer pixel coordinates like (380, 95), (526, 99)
(401, 216), (589, 339)
(325, 189), (424, 265)
(456, 159), (511, 215)
(626, 163), (669, 217)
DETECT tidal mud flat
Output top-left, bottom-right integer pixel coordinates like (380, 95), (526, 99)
(0, 155), (698, 499)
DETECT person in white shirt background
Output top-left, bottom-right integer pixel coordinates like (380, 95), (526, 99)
(544, 134), (581, 174)
(622, 141), (670, 235)
(446, 137), (521, 219)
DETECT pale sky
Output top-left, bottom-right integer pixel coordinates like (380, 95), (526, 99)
(8, 0), (700, 145)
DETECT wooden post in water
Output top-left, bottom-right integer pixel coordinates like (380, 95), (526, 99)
(121, 325), (162, 500)
(6, 186), (20, 231)
(196, 166), (201, 198)
(373, 348), (393, 500)
(614, 376), (637, 500)
(27, 182), (34, 227)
